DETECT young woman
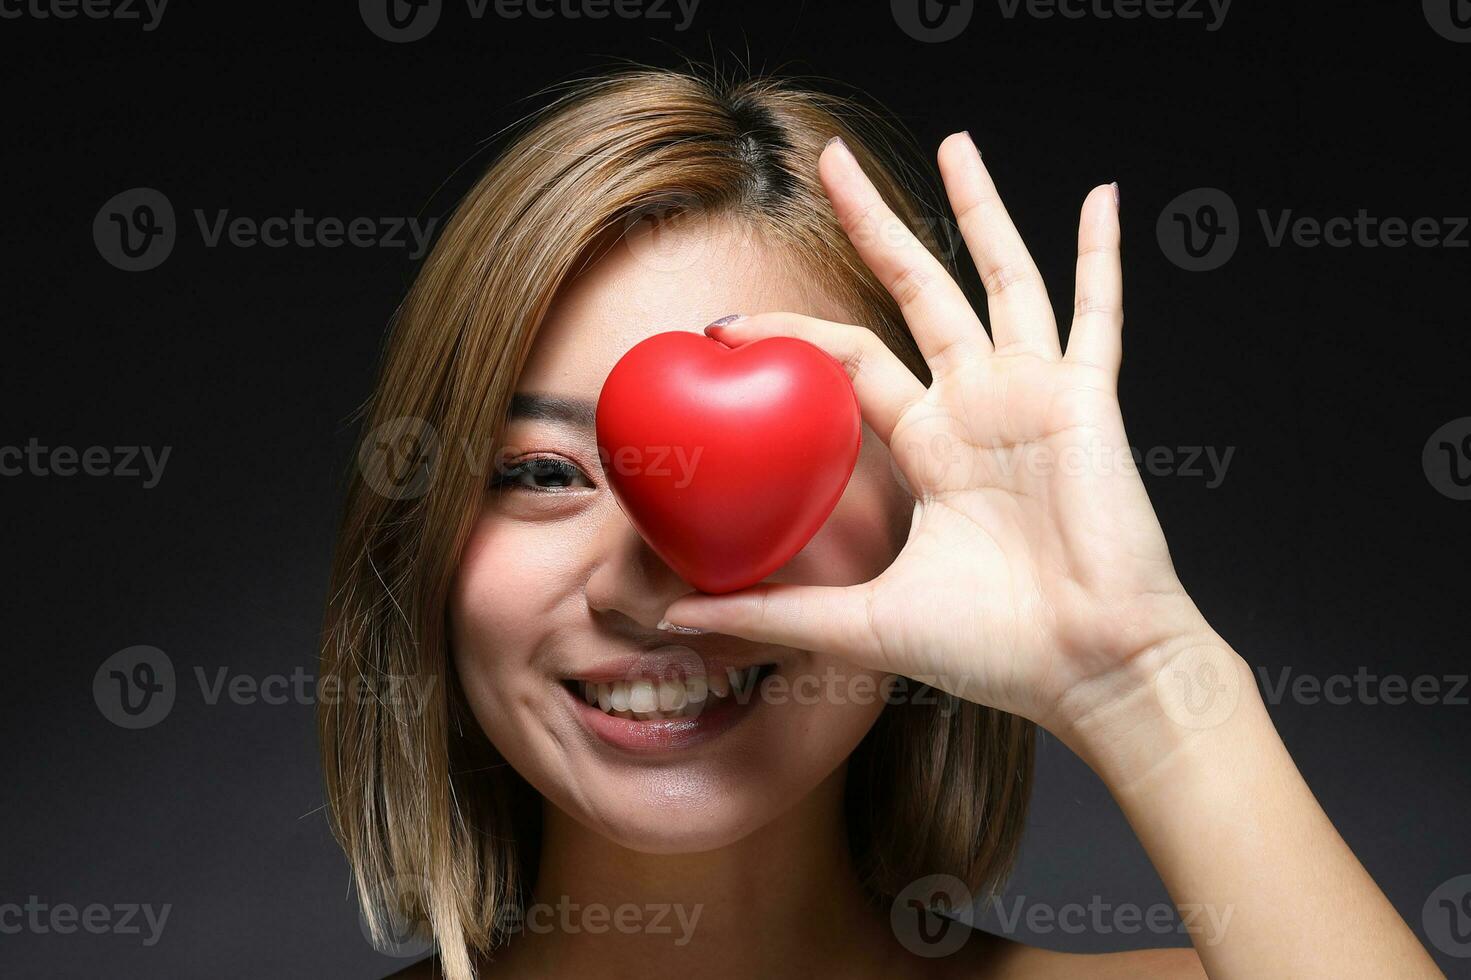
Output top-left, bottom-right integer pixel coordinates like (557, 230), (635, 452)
(318, 67), (1441, 978)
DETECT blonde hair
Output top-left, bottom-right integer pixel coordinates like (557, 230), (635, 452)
(318, 63), (1034, 980)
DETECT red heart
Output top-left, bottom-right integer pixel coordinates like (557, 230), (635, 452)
(595, 330), (861, 594)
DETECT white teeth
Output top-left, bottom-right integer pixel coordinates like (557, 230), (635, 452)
(574, 667), (764, 721)
(658, 679), (686, 712)
(685, 676), (708, 703)
(628, 680), (658, 714)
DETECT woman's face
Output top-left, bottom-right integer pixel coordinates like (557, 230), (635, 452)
(449, 216), (915, 854)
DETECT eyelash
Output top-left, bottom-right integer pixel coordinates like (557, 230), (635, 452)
(490, 455), (594, 493)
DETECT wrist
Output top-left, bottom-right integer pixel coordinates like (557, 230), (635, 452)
(1049, 619), (1262, 795)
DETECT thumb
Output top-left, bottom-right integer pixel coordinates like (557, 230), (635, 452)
(658, 582), (882, 663)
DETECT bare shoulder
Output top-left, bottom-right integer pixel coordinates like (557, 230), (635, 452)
(959, 931), (1207, 980)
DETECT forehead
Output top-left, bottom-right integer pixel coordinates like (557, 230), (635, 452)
(515, 216), (851, 393)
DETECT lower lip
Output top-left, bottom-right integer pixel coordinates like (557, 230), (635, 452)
(563, 676), (767, 754)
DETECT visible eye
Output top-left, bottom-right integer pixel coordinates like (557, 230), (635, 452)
(490, 456), (594, 493)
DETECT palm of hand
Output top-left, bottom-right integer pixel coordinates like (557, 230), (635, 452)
(869, 351), (1185, 723)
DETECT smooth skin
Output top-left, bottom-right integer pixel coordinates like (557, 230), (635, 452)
(656, 133), (1444, 978)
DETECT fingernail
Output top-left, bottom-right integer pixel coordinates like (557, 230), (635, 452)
(825, 135), (851, 157)
(1111, 181), (1120, 210)
(656, 619), (706, 635)
(708, 314), (744, 328)
(962, 130), (980, 158)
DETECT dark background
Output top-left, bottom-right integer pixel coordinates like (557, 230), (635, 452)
(3, 1), (1469, 977)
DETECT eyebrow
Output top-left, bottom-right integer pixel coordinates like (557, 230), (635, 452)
(508, 392), (597, 430)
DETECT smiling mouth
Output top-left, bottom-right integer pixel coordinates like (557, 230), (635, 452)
(560, 664), (776, 721)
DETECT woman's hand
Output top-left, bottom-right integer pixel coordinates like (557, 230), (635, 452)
(661, 132), (1445, 980)
(658, 132), (1214, 743)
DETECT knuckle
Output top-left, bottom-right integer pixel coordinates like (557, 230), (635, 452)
(1072, 294), (1122, 320)
(833, 326), (877, 377)
(980, 259), (1039, 298)
(887, 262), (935, 309)
(842, 197), (887, 241)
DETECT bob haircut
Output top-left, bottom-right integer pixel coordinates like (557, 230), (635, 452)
(318, 63), (1035, 980)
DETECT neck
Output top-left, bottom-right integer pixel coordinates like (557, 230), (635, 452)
(485, 767), (899, 979)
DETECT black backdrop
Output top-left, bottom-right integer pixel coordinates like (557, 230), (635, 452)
(3, 1), (1469, 977)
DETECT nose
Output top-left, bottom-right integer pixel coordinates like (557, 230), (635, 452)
(583, 501), (697, 630)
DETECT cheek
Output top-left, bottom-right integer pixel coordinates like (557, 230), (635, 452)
(448, 513), (568, 696)
(778, 658), (891, 771)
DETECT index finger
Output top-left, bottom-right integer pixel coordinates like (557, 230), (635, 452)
(820, 137), (993, 375)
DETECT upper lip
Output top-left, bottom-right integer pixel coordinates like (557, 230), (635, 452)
(559, 638), (781, 684)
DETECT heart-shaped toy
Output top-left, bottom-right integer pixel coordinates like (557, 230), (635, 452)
(595, 330), (861, 594)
